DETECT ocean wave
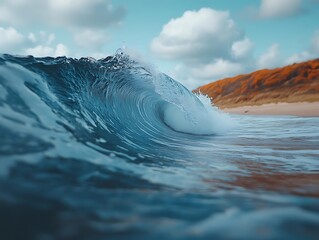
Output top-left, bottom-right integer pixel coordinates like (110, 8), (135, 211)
(1, 50), (319, 240)
(0, 49), (231, 159)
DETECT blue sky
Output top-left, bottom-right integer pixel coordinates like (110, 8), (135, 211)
(0, 0), (318, 89)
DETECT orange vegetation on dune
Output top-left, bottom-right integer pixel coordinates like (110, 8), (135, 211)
(193, 59), (319, 108)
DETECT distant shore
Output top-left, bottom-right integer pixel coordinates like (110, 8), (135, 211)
(222, 102), (319, 117)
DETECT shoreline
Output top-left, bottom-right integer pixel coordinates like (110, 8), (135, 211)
(221, 102), (319, 117)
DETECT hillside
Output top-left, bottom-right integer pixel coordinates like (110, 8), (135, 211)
(193, 59), (319, 108)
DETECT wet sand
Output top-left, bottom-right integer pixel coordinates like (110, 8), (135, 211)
(222, 102), (319, 117)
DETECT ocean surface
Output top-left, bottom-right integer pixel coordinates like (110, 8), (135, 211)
(0, 50), (318, 240)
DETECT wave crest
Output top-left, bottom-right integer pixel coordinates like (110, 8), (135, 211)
(0, 49), (232, 157)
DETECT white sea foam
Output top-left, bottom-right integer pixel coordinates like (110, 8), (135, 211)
(163, 93), (234, 135)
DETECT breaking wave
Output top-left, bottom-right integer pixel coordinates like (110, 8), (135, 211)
(0, 49), (231, 158)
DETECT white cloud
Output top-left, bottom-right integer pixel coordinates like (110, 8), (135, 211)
(46, 34), (56, 45)
(27, 33), (37, 43)
(25, 45), (53, 57)
(311, 29), (319, 53)
(0, 0), (124, 52)
(259, 0), (302, 19)
(171, 60), (245, 90)
(257, 44), (282, 69)
(0, 27), (70, 57)
(0, 0), (45, 25)
(151, 8), (251, 89)
(0, 0), (125, 29)
(0, 27), (26, 52)
(190, 60), (244, 80)
(74, 29), (108, 49)
(25, 43), (69, 57)
(54, 44), (69, 56)
(285, 51), (313, 65)
(151, 8), (243, 63)
(231, 38), (254, 59)
(49, 0), (125, 29)
(284, 29), (319, 64)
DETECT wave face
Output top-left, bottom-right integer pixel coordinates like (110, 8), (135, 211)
(0, 50), (229, 152)
(1, 50), (319, 240)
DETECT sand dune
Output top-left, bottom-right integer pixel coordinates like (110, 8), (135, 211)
(194, 59), (319, 110)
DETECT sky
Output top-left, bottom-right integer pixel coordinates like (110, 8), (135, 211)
(0, 0), (319, 89)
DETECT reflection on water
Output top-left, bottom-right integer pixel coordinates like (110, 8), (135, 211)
(1, 115), (319, 240)
(215, 159), (319, 197)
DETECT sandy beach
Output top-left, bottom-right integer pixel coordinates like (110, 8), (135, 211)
(222, 102), (319, 117)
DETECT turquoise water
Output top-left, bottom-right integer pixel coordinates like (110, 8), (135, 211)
(0, 52), (318, 240)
